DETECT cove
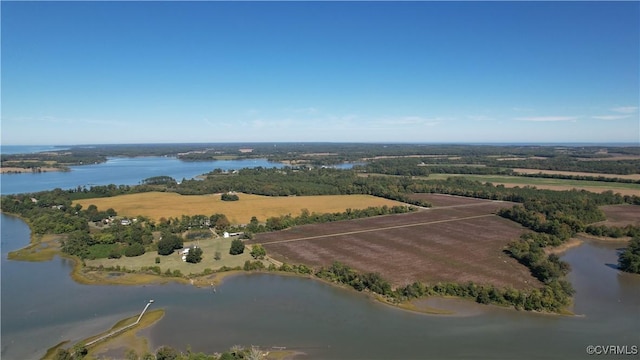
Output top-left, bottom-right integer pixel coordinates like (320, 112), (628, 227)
(0, 157), (284, 195)
(2, 213), (639, 359)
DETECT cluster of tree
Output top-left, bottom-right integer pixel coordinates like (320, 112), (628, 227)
(229, 239), (245, 255)
(64, 224), (155, 259)
(66, 184), (150, 200)
(506, 234), (573, 284)
(585, 224), (640, 238)
(142, 176), (179, 186)
(359, 158), (431, 176)
(243, 260), (265, 271)
(156, 214), (230, 233)
(186, 247), (203, 263)
(83, 204), (117, 222)
(157, 233), (184, 256)
(310, 261), (572, 312)
(619, 237), (640, 274)
(249, 244), (266, 259)
(315, 262), (393, 296)
(220, 192), (239, 201)
(359, 157), (514, 177)
(177, 167), (428, 206)
(398, 279), (571, 312)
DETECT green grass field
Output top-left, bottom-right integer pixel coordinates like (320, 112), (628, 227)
(85, 236), (259, 276)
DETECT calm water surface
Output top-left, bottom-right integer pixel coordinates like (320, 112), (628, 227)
(0, 157), (283, 195)
(2, 213), (638, 360)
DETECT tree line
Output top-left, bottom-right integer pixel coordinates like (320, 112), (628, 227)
(619, 237), (640, 274)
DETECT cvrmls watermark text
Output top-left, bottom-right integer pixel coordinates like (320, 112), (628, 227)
(586, 345), (638, 356)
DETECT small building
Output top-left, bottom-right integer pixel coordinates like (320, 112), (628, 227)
(181, 246), (198, 261)
(223, 232), (230, 238)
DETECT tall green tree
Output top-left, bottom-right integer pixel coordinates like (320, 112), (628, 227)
(250, 244), (266, 259)
(186, 247), (203, 263)
(229, 239), (245, 255)
(155, 346), (179, 360)
(619, 237), (640, 274)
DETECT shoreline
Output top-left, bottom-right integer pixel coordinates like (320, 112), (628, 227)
(545, 237), (584, 255)
(4, 211), (574, 318)
(1, 166), (65, 174)
(577, 233), (633, 243)
(43, 309), (166, 360)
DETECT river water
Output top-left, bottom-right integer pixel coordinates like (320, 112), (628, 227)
(1, 155), (639, 359)
(0, 156), (283, 195)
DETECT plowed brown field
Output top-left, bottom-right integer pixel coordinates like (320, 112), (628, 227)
(252, 198), (540, 290)
(597, 205), (640, 227)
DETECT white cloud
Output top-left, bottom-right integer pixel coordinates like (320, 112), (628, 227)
(611, 106), (638, 114)
(516, 116), (578, 122)
(592, 115), (631, 121)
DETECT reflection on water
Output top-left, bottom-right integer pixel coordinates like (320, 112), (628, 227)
(1, 213), (639, 359)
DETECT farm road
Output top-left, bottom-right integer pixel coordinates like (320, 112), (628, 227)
(259, 213), (495, 246)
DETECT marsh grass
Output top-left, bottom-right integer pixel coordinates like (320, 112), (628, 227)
(7, 234), (62, 262)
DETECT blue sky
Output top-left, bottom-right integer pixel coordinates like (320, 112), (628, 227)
(2, 1), (639, 145)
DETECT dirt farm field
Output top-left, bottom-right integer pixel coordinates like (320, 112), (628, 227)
(512, 168), (640, 180)
(596, 205), (640, 227)
(74, 192), (406, 224)
(252, 197), (540, 290)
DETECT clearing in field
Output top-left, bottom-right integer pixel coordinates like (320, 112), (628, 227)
(74, 192), (406, 224)
(252, 201), (540, 290)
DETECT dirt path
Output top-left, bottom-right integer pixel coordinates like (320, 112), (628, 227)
(259, 213), (495, 245)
